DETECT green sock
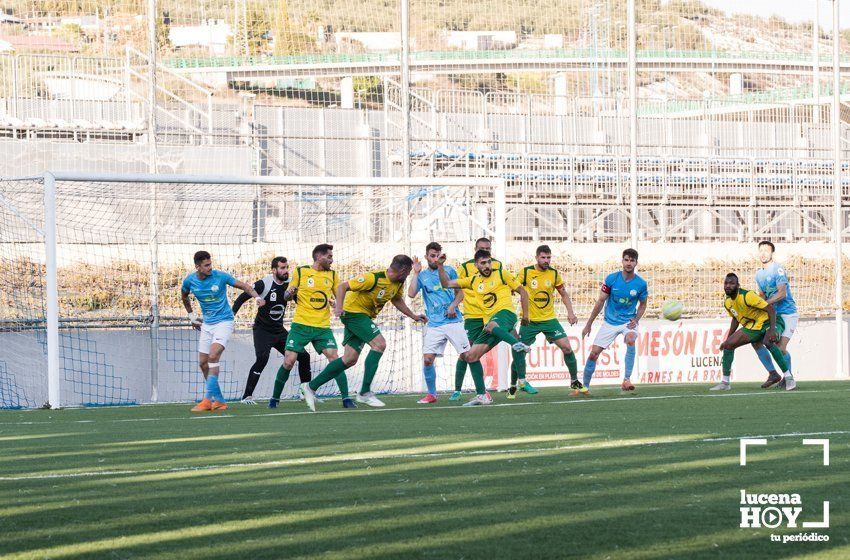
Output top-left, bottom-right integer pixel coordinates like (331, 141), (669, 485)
(361, 350), (383, 394)
(564, 351), (578, 382)
(468, 361), (486, 395)
(722, 349), (734, 376)
(272, 366), (291, 400)
(454, 359), (467, 391)
(491, 326), (519, 346)
(310, 358), (348, 391)
(767, 345), (789, 372)
(510, 362), (518, 386)
(512, 350), (526, 381)
(336, 371), (350, 399)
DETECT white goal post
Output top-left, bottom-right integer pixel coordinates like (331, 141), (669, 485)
(4, 172), (508, 409)
(1, 171), (846, 410)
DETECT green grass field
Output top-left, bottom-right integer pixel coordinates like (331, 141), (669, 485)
(1, 382), (848, 560)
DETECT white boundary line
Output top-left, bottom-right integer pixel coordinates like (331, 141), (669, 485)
(0, 388), (843, 426)
(1, 429), (846, 482)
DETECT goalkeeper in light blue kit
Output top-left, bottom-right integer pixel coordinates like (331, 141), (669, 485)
(579, 248), (648, 395)
(750, 240), (798, 389)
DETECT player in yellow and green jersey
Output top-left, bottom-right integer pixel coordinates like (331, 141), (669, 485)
(438, 249), (530, 406)
(510, 245), (581, 398)
(299, 255), (427, 412)
(451, 237), (502, 401)
(269, 243), (353, 408)
(711, 272), (794, 392)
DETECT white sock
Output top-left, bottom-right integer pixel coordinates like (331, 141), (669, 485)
(722, 375), (730, 384)
(783, 371), (793, 378)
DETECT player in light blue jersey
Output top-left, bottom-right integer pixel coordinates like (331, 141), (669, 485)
(408, 242), (471, 403)
(181, 250), (265, 412)
(751, 240), (798, 389)
(579, 248), (649, 395)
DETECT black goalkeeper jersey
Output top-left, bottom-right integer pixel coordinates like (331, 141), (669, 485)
(232, 275), (291, 334)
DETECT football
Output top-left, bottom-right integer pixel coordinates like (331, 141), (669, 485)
(662, 299), (684, 321)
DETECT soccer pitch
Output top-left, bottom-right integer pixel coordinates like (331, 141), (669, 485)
(1, 382), (848, 559)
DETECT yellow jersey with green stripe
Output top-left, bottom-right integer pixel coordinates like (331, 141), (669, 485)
(290, 265), (339, 328)
(457, 258), (502, 320)
(456, 268), (520, 323)
(343, 270), (404, 319)
(519, 266), (563, 322)
(724, 288), (771, 331)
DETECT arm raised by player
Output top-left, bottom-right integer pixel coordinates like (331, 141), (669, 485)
(446, 285), (464, 319)
(581, 285), (610, 338)
(391, 295), (427, 324)
(555, 284), (578, 325)
(232, 279), (265, 308)
(436, 255), (462, 289)
(407, 256), (422, 299)
(232, 279), (263, 315)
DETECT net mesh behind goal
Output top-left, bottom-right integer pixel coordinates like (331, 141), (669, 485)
(0, 175), (504, 408)
(0, 174), (842, 409)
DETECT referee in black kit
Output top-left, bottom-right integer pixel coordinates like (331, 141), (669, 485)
(232, 256), (312, 406)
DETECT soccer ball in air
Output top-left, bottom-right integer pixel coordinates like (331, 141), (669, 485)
(661, 299), (684, 321)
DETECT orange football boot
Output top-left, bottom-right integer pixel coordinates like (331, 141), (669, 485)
(191, 397), (213, 412)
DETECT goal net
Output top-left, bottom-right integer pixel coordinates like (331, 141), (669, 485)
(0, 172), (842, 409)
(0, 173), (505, 409)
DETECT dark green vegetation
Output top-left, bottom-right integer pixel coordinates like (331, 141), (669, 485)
(1, 382), (848, 559)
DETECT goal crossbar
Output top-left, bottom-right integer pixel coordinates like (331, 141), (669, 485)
(34, 172), (509, 408)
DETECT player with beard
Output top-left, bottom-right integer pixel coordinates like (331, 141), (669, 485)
(510, 245), (580, 398)
(232, 256), (312, 405)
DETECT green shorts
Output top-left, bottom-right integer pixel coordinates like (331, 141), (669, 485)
(475, 309), (518, 348)
(341, 312), (381, 353)
(520, 319), (568, 345)
(742, 315), (786, 343)
(286, 323), (338, 353)
(464, 318), (485, 346)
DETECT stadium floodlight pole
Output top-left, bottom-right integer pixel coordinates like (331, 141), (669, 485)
(832, 0), (846, 378)
(628, 0), (638, 248)
(43, 172), (61, 409)
(400, 0), (411, 178)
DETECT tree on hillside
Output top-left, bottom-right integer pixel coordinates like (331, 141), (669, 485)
(231, 0), (272, 56)
(271, 0), (313, 55)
